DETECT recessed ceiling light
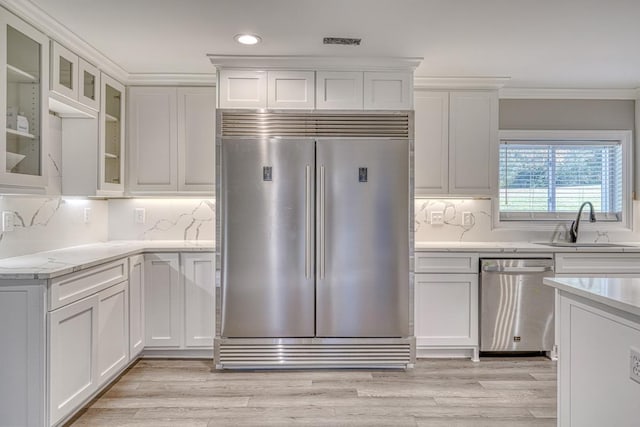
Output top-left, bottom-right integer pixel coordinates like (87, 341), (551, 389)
(235, 34), (261, 45)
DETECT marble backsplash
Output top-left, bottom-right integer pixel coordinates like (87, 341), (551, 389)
(415, 198), (640, 243)
(108, 198), (215, 241)
(0, 196), (108, 259)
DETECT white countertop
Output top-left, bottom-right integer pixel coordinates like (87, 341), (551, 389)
(544, 277), (640, 317)
(0, 240), (214, 280)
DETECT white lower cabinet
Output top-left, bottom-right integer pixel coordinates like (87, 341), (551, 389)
(49, 293), (99, 426)
(144, 253), (181, 347)
(144, 252), (215, 352)
(129, 254), (145, 358)
(183, 253), (215, 347)
(97, 282), (129, 385)
(414, 252), (479, 361)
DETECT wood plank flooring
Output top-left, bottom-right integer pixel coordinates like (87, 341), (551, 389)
(68, 357), (556, 426)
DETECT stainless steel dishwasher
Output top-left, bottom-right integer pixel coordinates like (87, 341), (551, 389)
(480, 258), (555, 352)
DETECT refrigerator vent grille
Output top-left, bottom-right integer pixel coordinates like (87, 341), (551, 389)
(217, 343), (413, 368)
(220, 112), (410, 138)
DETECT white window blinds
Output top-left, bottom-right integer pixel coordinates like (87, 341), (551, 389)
(499, 140), (623, 221)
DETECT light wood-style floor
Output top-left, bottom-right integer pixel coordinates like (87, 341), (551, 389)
(69, 357), (556, 426)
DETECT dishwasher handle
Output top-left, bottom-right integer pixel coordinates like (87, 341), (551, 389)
(482, 265), (553, 273)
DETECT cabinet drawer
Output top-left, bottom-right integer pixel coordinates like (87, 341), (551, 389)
(49, 258), (128, 311)
(555, 253), (640, 275)
(415, 252), (478, 273)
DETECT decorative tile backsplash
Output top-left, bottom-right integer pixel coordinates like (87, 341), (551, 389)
(415, 198), (640, 243)
(108, 198), (215, 241)
(0, 196), (108, 259)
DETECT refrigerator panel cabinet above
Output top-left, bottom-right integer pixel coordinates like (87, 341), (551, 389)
(315, 138), (410, 337)
(221, 137), (316, 338)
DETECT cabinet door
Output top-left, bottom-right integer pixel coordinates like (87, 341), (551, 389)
(0, 285), (46, 427)
(78, 58), (100, 110)
(414, 273), (478, 347)
(129, 254), (145, 358)
(182, 253), (215, 347)
(144, 253), (181, 347)
(448, 91), (498, 196)
(363, 72), (411, 110)
(315, 71), (363, 109)
(49, 294), (99, 426)
(218, 70), (267, 109)
(50, 41), (78, 100)
(1, 10), (50, 189)
(128, 86), (178, 192)
(414, 91), (449, 194)
(97, 281), (129, 385)
(267, 71), (315, 109)
(99, 73), (125, 195)
(177, 87), (215, 192)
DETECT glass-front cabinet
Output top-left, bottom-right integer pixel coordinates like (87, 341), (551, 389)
(99, 73), (125, 195)
(0, 9), (49, 190)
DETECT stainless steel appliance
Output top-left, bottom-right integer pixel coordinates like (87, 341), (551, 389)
(480, 258), (554, 352)
(215, 111), (414, 369)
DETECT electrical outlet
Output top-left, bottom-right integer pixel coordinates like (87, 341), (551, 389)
(135, 208), (146, 225)
(463, 212), (473, 227)
(631, 347), (640, 384)
(2, 211), (15, 232)
(83, 208), (91, 224)
(430, 211), (444, 225)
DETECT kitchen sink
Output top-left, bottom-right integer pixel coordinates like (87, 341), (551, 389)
(537, 242), (632, 248)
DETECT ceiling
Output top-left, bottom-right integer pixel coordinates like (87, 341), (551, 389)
(27, 0), (640, 88)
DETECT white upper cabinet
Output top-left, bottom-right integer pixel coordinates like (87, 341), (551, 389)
(363, 72), (412, 110)
(448, 91), (498, 196)
(0, 9), (49, 191)
(414, 89), (498, 197)
(177, 87), (216, 192)
(220, 69), (412, 110)
(267, 71), (315, 109)
(51, 41), (78, 101)
(128, 86), (215, 194)
(315, 71), (363, 110)
(128, 86), (178, 192)
(414, 90), (449, 194)
(218, 69), (267, 108)
(99, 73), (126, 196)
(49, 40), (100, 116)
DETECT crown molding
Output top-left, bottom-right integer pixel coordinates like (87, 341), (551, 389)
(0, 0), (129, 82)
(127, 73), (217, 86)
(207, 55), (423, 71)
(413, 76), (510, 90)
(499, 87), (640, 100)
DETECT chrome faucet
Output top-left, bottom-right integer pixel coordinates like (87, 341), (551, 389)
(569, 201), (596, 243)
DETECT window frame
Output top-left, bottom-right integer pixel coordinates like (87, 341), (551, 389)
(493, 130), (633, 231)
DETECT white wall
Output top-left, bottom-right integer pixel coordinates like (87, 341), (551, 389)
(108, 198), (214, 241)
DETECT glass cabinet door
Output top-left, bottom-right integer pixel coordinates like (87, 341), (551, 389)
(1, 10), (49, 189)
(78, 58), (100, 110)
(99, 73), (125, 194)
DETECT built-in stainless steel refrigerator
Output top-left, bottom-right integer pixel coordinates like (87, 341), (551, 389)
(215, 111), (414, 369)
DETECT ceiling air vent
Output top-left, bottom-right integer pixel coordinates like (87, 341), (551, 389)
(323, 37), (361, 46)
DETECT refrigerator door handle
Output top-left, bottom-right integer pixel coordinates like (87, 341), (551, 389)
(319, 165), (325, 279)
(305, 164), (312, 279)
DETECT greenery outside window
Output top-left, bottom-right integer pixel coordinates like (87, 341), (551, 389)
(497, 130), (632, 228)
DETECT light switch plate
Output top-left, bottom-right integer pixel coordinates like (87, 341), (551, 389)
(463, 212), (473, 227)
(2, 211), (15, 232)
(135, 208), (146, 225)
(430, 211), (444, 225)
(631, 347), (640, 384)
